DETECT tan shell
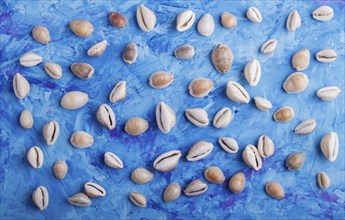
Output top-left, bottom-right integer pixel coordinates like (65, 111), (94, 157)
(123, 43), (138, 64)
(87, 40), (108, 57)
(265, 182), (285, 199)
(153, 150), (182, 172)
(149, 71), (174, 89)
(242, 144), (262, 171)
(174, 44), (195, 60)
(32, 186), (49, 211)
(273, 106), (294, 122)
(124, 117), (149, 136)
(285, 152), (306, 170)
(136, 4), (156, 32)
(44, 62), (62, 79)
(32, 26), (50, 44)
(109, 80), (126, 103)
(221, 12), (237, 29)
(283, 72), (309, 94)
(19, 52), (42, 67)
(61, 91), (88, 110)
(197, 14), (214, 36)
(320, 132), (338, 162)
(69, 20), (94, 37)
(96, 104), (116, 130)
(317, 86), (341, 101)
(257, 135), (274, 158)
(184, 179), (208, 196)
(13, 73), (30, 99)
(229, 172), (245, 194)
(261, 39), (278, 54)
(70, 131), (94, 149)
(43, 120), (60, 145)
(246, 7), (262, 23)
(211, 44), (233, 73)
(204, 166), (225, 184)
(109, 12), (127, 28)
(294, 119), (317, 134)
(213, 107), (232, 128)
(226, 81), (250, 104)
(84, 182), (106, 197)
(129, 192), (146, 207)
(286, 10), (301, 32)
(156, 102), (176, 133)
(254, 97), (272, 111)
(27, 146), (44, 169)
(185, 108), (209, 127)
(163, 183), (181, 202)
(19, 110), (33, 129)
(68, 193), (91, 207)
(53, 160), (68, 179)
(70, 62), (94, 79)
(104, 152), (123, 169)
(188, 78), (214, 98)
(186, 141), (213, 161)
(292, 48), (310, 71)
(317, 172), (331, 189)
(176, 10), (195, 32)
(131, 167), (154, 184)
(313, 6), (334, 21)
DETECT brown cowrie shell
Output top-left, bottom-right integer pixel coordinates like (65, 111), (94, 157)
(226, 81), (250, 104)
(124, 117), (149, 136)
(84, 182), (106, 197)
(27, 146), (44, 169)
(197, 14), (215, 36)
(104, 152), (123, 169)
(186, 141), (213, 161)
(70, 62), (94, 79)
(273, 106), (294, 122)
(123, 42), (138, 64)
(212, 44), (233, 73)
(292, 48), (310, 71)
(317, 86), (341, 101)
(257, 135), (274, 158)
(185, 108), (209, 127)
(317, 172), (331, 189)
(32, 26), (50, 44)
(153, 150), (182, 172)
(19, 109), (33, 129)
(174, 44), (195, 60)
(43, 120), (60, 145)
(61, 91), (88, 110)
(70, 131), (94, 149)
(242, 144), (262, 171)
(316, 49), (337, 63)
(261, 39), (278, 54)
(285, 152), (306, 170)
(129, 192), (146, 207)
(87, 40), (108, 57)
(176, 10), (195, 32)
(286, 10), (301, 32)
(218, 137), (238, 154)
(184, 179), (208, 196)
(32, 186), (49, 211)
(68, 193), (91, 207)
(131, 167), (154, 184)
(19, 52), (42, 67)
(136, 4), (156, 32)
(188, 78), (214, 98)
(221, 12), (237, 29)
(44, 62), (62, 79)
(109, 80), (126, 103)
(246, 7), (262, 23)
(13, 73), (30, 99)
(254, 97), (272, 111)
(96, 104), (116, 130)
(229, 172), (245, 194)
(283, 72), (309, 94)
(320, 131), (338, 162)
(294, 119), (317, 135)
(69, 19), (94, 37)
(156, 102), (176, 133)
(313, 6), (334, 21)
(163, 183), (181, 202)
(149, 71), (174, 89)
(204, 166), (225, 184)
(244, 60), (261, 86)
(109, 12), (127, 28)
(213, 107), (232, 128)
(265, 182), (285, 199)
(53, 160), (68, 179)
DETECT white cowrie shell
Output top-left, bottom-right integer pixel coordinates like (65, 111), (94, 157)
(218, 137), (238, 154)
(136, 4), (156, 32)
(254, 97), (272, 111)
(261, 39), (277, 54)
(68, 193), (91, 207)
(153, 150), (182, 172)
(292, 48), (310, 71)
(317, 172), (331, 189)
(186, 141), (213, 161)
(104, 152), (123, 169)
(87, 40), (108, 57)
(242, 144), (262, 171)
(32, 186), (49, 211)
(185, 108), (209, 127)
(316, 86), (341, 101)
(13, 73), (30, 99)
(61, 91), (88, 110)
(70, 131), (94, 149)
(27, 146), (44, 169)
(149, 71), (174, 89)
(213, 107), (232, 128)
(131, 167), (154, 184)
(84, 182), (106, 197)
(294, 119), (317, 135)
(316, 49), (337, 63)
(44, 62), (62, 79)
(19, 109), (33, 129)
(19, 52), (42, 67)
(246, 7), (262, 23)
(129, 192), (146, 207)
(43, 120), (60, 145)
(320, 132), (338, 162)
(184, 179), (208, 196)
(283, 72), (309, 94)
(163, 183), (181, 202)
(286, 10), (301, 32)
(226, 81), (250, 104)
(313, 6), (334, 21)
(244, 60), (261, 86)
(156, 102), (176, 133)
(53, 160), (68, 179)
(176, 10), (195, 32)
(257, 135), (274, 158)
(96, 104), (116, 130)
(109, 80), (126, 103)
(189, 78), (214, 98)
(273, 106), (294, 122)
(123, 43), (138, 64)
(197, 14), (214, 36)
(69, 20), (94, 37)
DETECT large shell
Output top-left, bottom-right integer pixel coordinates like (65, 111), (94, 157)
(84, 182), (106, 197)
(294, 119), (317, 135)
(69, 20), (94, 37)
(32, 186), (49, 211)
(19, 52), (42, 67)
(292, 48), (310, 71)
(174, 45), (195, 60)
(136, 4), (156, 32)
(211, 44), (233, 73)
(265, 182), (285, 199)
(188, 78), (214, 98)
(320, 131), (338, 162)
(27, 146), (44, 169)
(244, 60), (261, 86)
(316, 49), (337, 63)
(156, 102), (176, 133)
(286, 10), (301, 32)
(163, 183), (181, 202)
(197, 14), (214, 36)
(226, 81), (250, 104)
(153, 150), (182, 172)
(61, 91), (88, 110)
(316, 86), (341, 101)
(221, 12), (237, 29)
(124, 117), (149, 136)
(186, 141), (213, 161)
(283, 72), (309, 94)
(32, 26), (50, 44)
(228, 172), (245, 194)
(13, 73), (30, 99)
(176, 10), (195, 32)
(149, 71), (174, 89)
(204, 166), (225, 184)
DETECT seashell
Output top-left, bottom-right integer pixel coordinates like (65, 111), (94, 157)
(244, 60), (261, 86)
(316, 86), (341, 101)
(96, 104), (116, 130)
(285, 152), (306, 170)
(19, 52), (42, 67)
(316, 49), (337, 63)
(149, 71), (174, 89)
(273, 106), (294, 122)
(43, 120), (60, 145)
(19, 109), (33, 129)
(261, 39), (277, 54)
(53, 160), (68, 179)
(129, 192), (146, 207)
(44, 62), (62, 79)
(313, 6), (334, 21)
(320, 132), (338, 162)
(109, 80), (126, 103)
(104, 152), (123, 169)
(124, 117), (149, 136)
(186, 141), (213, 161)
(69, 20), (94, 37)
(176, 10), (195, 32)
(292, 48), (310, 71)
(188, 78), (214, 98)
(60, 91), (88, 110)
(197, 14), (214, 36)
(211, 44), (233, 73)
(174, 44), (195, 60)
(109, 12), (127, 28)
(254, 97), (272, 111)
(184, 179), (208, 196)
(156, 102), (176, 133)
(163, 183), (181, 202)
(221, 12), (237, 29)
(265, 182), (285, 199)
(283, 72), (309, 94)
(317, 172), (331, 189)
(218, 137), (238, 154)
(32, 26), (50, 44)
(226, 81), (250, 104)
(27, 146), (43, 169)
(68, 193), (91, 207)
(213, 107), (232, 128)
(242, 144), (262, 171)
(32, 186), (49, 211)
(246, 7), (262, 23)
(229, 172), (245, 194)
(70, 62), (94, 79)
(13, 73), (30, 99)
(131, 167), (154, 184)
(123, 42), (138, 64)
(87, 40), (108, 57)
(204, 166), (225, 184)
(257, 135), (274, 158)
(185, 108), (209, 127)
(286, 10), (301, 32)
(294, 119), (317, 135)
(70, 131), (94, 149)
(153, 150), (182, 172)
(136, 4), (156, 32)
(84, 182), (106, 197)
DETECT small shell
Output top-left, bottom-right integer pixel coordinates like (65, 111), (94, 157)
(53, 160), (68, 179)
(109, 80), (126, 103)
(294, 119), (317, 135)
(68, 193), (91, 207)
(229, 172), (245, 194)
(153, 150), (182, 172)
(84, 182), (106, 197)
(197, 14), (214, 36)
(70, 62), (94, 79)
(254, 97), (272, 111)
(317, 172), (331, 189)
(285, 152), (306, 170)
(221, 12), (237, 29)
(124, 117), (149, 136)
(61, 91), (88, 110)
(44, 62), (62, 79)
(69, 20), (94, 37)
(156, 102), (175, 133)
(176, 10), (195, 32)
(131, 167), (154, 184)
(123, 42), (138, 64)
(70, 131), (94, 149)
(313, 6), (334, 21)
(43, 120), (60, 145)
(246, 7), (262, 23)
(174, 45), (195, 60)
(32, 26), (50, 44)
(316, 86), (341, 101)
(188, 78), (214, 98)
(261, 39), (277, 54)
(27, 146), (44, 169)
(96, 104), (116, 130)
(283, 72), (309, 94)
(32, 186), (49, 211)
(242, 145), (262, 171)
(211, 44), (233, 73)
(19, 110), (33, 129)
(109, 12), (127, 28)
(19, 52), (42, 67)
(186, 141), (213, 161)
(286, 10), (301, 32)
(129, 192), (146, 207)
(273, 106), (294, 122)
(257, 135), (274, 158)
(185, 108), (209, 127)
(213, 107), (232, 128)
(13, 73), (30, 99)
(204, 166), (225, 184)
(226, 81), (250, 104)
(163, 183), (181, 202)
(184, 179), (208, 196)
(320, 132), (338, 162)
(149, 71), (174, 89)
(104, 152), (123, 169)
(244, 60), (261, 86)
(136, 4), (156, 32)
(265, 182), (285, 199)
(292, 48), (310, 71)
(87, 40), (108, 57)
(316, 49), (337, 63)
(218, 137), (238, 154)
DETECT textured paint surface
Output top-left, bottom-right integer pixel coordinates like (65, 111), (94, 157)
(0, 0), (344, 219)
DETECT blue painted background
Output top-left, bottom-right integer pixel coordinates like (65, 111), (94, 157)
(0, 0), (344, 219)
